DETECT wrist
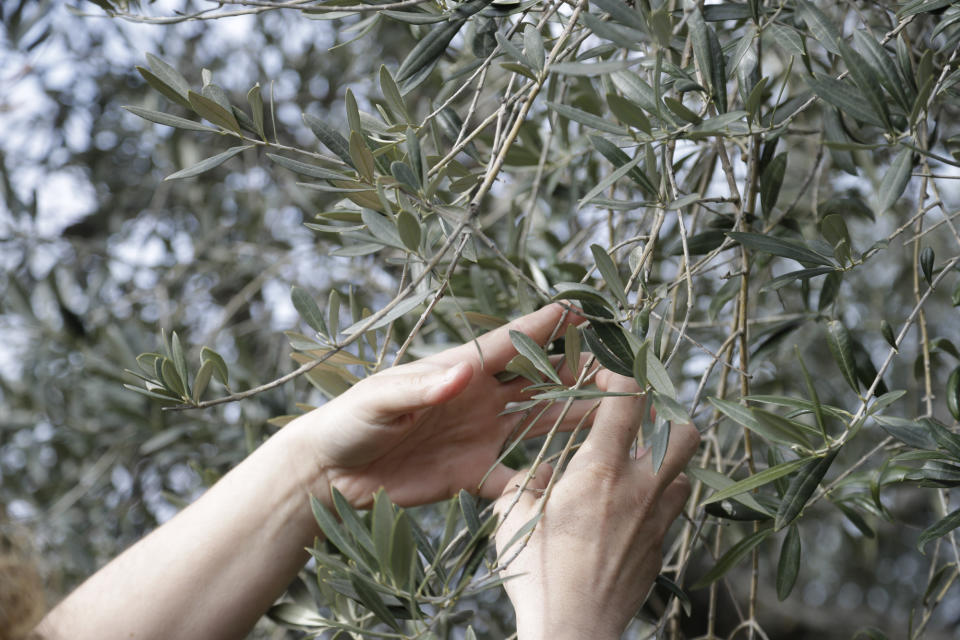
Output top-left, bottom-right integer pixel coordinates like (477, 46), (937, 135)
(515, 617), (622, 640)
(274, 413), (334, 512)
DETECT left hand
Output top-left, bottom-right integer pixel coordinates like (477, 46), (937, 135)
(288, 304), (593, 507)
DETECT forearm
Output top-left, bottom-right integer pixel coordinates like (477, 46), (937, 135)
(513, 593), (625, 640)
(38, 419), (328, 640)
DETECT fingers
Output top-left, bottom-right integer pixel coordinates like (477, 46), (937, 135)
(495, 353), (598, 405)
(580, 373), (644, 458)
(517, 397), (601, 438)
(637, 421), (701, 488)
(654, 475), (692, 532)
(449, 304), (581, 373)
(487, 463), (553, 503)
(363, 361), (474, 418)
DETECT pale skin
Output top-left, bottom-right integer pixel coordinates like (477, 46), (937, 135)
(36, 304), (697, 640)
(495, 373), (700, 640)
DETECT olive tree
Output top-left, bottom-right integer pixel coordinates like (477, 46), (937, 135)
(46, 0), (960, 636)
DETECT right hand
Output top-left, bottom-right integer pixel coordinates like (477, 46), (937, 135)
(494, 372), (700, 640)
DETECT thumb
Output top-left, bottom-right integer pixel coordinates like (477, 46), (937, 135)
(368, 361), (473, 418)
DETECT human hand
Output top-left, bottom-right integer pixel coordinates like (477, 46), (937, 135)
(494, 372), (700, 640)
(286, 304), (593, 508)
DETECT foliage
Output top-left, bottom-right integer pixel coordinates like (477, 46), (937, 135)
(6, 0), (960, 636)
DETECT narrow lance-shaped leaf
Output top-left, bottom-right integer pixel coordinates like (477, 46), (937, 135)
(591, 0), (647, 30)
(711, 398), (815, 447)
(331, 487), (376, 559)
(651, 391), (690, 424)
(917, 507), (960, 553)
(760, 267), (836, 293)
(826, 320), (859, 393)
(389, 510), (415, 588)
(687, 466), (772, 515)
(550, 59), (645, 76)
(881, 320), (898, 350)
(655, 575), (692, 616)
(775, 448), (840, 531)
(691, 527), (774, 589)
(753, 409), (817, 447)
(505, 355), (545, 383)
(459, 489), (482, 537)
(201, 347), (229, 386)
(548, 101), (629, 136)
(591, 244), (629, 307)
(760, 153), (787, 217)
(795, 346), (828, 439)
(302, 113), (355, 169)
(510, 330), (563, 385)
(187, 90), (240, 133)
(807, 74), (885, 128)
(645, 344), (676, 398)
(191, 359), (214, 404)
(583, 326), (633, 377)
(818, 271), (842, 310)
(170, 332), (189, 396)
(372, 488), (394, 571)
(820, 214), (851, 252)
(877, 147), (913, 213)
(159, 357), (186, 399)
(523, 24), (545, 74)
(247, 83), (265, 139)
(201, 81), (232, 115)
(839, 41), (891, 130)
(501, 61), (538, 81)
(947, 366), (960, 421)
(348, 574), (402, 632)
(267, 153), (349, 181)
(589, 135), (656, 195)
(396, 210), (421, 252)
(606, 92), (652, 134)
(777, 525), (802, 600)
(632, 340), (649, 388)
(136, 66), (191, 109)
(705, 22), (727, 112)
(650, 418), (671, 474)
(344, 89), (363, 138)
(391, 160), (421, 192)
(379, 65), (410, 123)
(291, 286), (327, 334)
(165, 145), (253, 181)
(852, 30), (911, 112)
(798, 0), (841, 54)
(611, 70), (665, 119)
(701, 456), (814, 506)
(727, 232), (834, 267)
(349, 130), (375, 182)
(578, 151), (646, 208)
(405, 127), (423, 185)
(494, 31), (529, 66)
(309, 495), (374, 572)
(687, 8), (713, 99)
(664, 96), (701, 124)
(327, 290), (341, 338)
(123, 106), (215, 132)
(146, 53), (190, 95)
(920, 246), (934, 285)
(709, 397), (759, 431)
(395, 18), (465, 85)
